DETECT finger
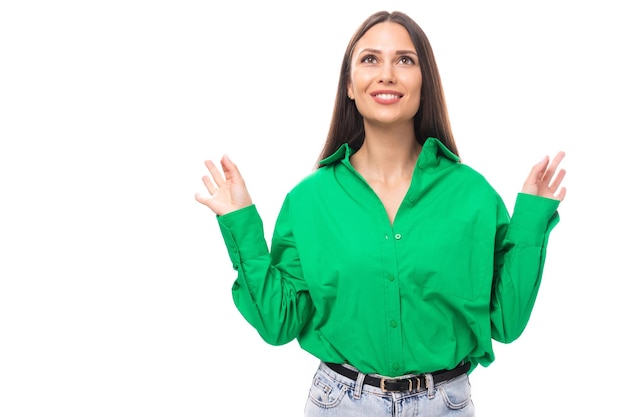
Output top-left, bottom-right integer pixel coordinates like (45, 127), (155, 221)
(542, 151), (565, 182)
(549, 168), (566, 194)
(554, 186), (566, 202)
(194, 192), (212, 206)
(205, 159), (226, 187)
(220, 154), (245, 184)
(201, 174), (218, 195)
(524, 156), (549, 187)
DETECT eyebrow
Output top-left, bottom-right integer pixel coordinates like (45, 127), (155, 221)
(357, 48), (418, 56)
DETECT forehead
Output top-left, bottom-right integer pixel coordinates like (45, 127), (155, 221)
(355, 21), (415, 52)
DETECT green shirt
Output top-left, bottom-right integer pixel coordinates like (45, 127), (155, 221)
(217, 137), (560, 377)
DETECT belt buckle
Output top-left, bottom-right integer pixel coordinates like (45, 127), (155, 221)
(379, 376), (419, 392)
(379, 377), (394, 392)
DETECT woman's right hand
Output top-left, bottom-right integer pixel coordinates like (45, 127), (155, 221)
(195, 155), (253, 216)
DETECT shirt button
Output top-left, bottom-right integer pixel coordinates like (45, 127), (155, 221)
(393, 363), (400, 370)
(388, 273), (395, 282)
(394, 233), (402, 240)
(390, 320), (397, 328)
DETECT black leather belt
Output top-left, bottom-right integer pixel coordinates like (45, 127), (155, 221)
(324, 361), (470, 393)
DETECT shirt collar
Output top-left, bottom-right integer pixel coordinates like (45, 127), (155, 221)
(318, 137), (459, 168)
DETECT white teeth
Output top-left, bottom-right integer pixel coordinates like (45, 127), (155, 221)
(376, 93), (400, 99)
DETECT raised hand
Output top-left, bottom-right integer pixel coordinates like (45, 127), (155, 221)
(195, 155), (253, 216)
(521, 151), (567, 201)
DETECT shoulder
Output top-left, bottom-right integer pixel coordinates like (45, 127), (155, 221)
(274, 166), (337, 220)
(289, 165), (335, 194)
(451, 162), (502, 199)
(456, 162), (489, 182)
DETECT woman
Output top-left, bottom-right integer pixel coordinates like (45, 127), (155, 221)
(195, 10), (566, 417)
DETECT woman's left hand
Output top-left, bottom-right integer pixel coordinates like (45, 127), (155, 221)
(521, 151), (567, 201)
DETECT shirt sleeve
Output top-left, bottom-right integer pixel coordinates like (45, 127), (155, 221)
(216, 199), (314, 346)
(490, 193), (560, 343)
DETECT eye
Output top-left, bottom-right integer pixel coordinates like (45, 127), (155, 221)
(398, 56), (415, 65)
(361, 54), (378, 64)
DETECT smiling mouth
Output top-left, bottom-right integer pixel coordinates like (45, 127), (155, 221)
(374, 93), (402, 99)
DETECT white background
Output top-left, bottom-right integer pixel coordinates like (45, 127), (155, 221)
(1, 0), (624, 416)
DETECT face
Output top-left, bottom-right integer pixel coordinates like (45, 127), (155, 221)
(347, 22), (422, 129)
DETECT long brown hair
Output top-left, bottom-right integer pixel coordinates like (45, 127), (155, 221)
(317, 11), (459, 166)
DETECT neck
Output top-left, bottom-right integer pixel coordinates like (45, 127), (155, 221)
(351, 124), (421, 182)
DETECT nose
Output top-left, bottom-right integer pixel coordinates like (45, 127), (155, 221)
(378, 61), (396, 84)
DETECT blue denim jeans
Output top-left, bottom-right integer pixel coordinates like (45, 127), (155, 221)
(304, 362), (475, 417)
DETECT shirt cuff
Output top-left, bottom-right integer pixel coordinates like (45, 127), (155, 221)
(508, 193), (560, 245)
(217, 205), (268, 268)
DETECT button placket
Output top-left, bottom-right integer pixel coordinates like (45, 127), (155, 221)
(383, 226), (404, 376)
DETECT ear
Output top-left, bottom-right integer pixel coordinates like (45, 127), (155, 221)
(347, 83), (354, 100)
